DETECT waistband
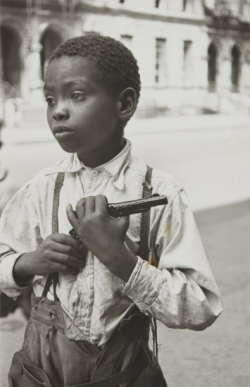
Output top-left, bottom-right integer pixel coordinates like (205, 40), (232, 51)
(30, 294), (150, 344)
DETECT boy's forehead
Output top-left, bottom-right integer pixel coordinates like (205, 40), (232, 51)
(45, 56), (97, 87)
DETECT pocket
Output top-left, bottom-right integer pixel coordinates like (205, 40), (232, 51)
(137, 339), (157, 367)
(130, 340), (168, 387)
(8, 351), (52, 387)
(21, 363), (45, 386)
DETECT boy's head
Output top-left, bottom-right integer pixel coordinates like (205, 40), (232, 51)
(49, 35), (141, 104)
(44, 35), (141, 166)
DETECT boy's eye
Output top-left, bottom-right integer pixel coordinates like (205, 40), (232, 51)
(71, 92), (85, 101)
(45, 96), (55, 107)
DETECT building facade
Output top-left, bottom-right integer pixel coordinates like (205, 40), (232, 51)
(1, 0), (250, 127)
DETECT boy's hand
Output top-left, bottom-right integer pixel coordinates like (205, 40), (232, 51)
(13, 234), (87, 285)
(67, 195), (138, 282)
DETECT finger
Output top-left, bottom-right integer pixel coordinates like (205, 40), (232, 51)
(75, 198), (86, 221)
(118, 215), (130, 229)
(95, 195), (108, 214)
(52, 234), (89, 261)
(52, 233), (82, 250)
(52, 263), (79, 276)
(66, 268), (79, 275)
(51, 252), (86, 269)
(84, 196), (95, 216)
(51, 240), (86, 260)
(66, 204), (79, 230)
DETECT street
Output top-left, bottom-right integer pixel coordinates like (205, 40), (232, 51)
(0, 115), (250, 387)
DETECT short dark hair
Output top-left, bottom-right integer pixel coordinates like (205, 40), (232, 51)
(49, 35), (141, 104)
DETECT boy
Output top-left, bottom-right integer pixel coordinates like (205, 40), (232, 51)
(0, 35), (222, 387)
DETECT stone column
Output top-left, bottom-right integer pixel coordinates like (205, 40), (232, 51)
(26, 18), (43, 104)
(239, 44), (249, 95)
(217, 38), (232, 113)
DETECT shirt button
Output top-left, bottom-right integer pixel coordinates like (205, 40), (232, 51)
(91, 170), (98, 177)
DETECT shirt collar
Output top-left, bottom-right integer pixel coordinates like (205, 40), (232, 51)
(46, 139), (132, 190)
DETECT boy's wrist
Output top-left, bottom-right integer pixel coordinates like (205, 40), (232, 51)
(13, 253), (34, 287)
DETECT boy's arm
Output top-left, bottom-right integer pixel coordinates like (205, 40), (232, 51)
(123, 189), (223, 330)
(0, 183), (40, 297)
(0, 183), (87, 296)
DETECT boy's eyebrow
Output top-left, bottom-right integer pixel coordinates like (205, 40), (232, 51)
(44, 85), (51, 92)
(44, 79), (91, 91)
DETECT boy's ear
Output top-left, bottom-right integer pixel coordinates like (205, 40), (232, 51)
(117, 88), (138, 122)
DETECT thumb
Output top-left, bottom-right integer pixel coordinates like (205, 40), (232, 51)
(118, 214), (130, 233)
(66, 204), (78, 228)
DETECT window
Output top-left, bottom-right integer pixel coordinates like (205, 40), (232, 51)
(231, 45), (241, 92)
(155, 0), (161, 7)
(40, 30), (62, 80)
(208, 43), (217, 92)
(0, 26), (22, 92)
(183, 0), (187, 11)
(155, 38), (166, 84)
(183, 40), (193, 85)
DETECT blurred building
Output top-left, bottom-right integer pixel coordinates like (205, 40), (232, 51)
(0, 0), (250, 127)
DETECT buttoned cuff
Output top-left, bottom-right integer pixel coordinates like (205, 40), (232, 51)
(0, 254), (32, 297)
(123, 256), (163, 310)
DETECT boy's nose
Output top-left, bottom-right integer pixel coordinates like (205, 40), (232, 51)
(53, 108), (69, 121)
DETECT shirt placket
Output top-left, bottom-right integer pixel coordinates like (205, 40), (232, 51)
(78, 169), (99, 336)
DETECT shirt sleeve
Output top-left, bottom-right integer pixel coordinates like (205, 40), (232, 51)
(0, 183), (42, 297)
(123, 189), (223, 330)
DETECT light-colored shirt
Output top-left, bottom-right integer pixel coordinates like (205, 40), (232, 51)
(0, 140), (222, 346)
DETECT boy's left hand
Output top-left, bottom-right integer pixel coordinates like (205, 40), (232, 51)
(66, 195), (138, 282)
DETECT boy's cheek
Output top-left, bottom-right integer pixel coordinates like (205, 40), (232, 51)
(47, 113), (53, 128)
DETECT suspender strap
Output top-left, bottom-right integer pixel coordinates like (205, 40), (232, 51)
(42, 172), (65, 299)
(52, 172), (65, 234)
(139, 165), (159, 360)
(139, 166), (153, 261)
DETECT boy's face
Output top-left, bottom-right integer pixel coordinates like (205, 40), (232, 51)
(44, 56), (121, 165)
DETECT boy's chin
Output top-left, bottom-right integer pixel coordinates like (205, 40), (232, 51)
(55, 139), (78, 154)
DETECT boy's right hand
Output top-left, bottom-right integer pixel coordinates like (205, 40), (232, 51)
(13, 234), (87, 285)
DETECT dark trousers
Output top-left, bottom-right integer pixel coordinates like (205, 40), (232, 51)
(9, 294), (167, 387)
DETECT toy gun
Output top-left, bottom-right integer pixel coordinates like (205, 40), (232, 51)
(69, 194), (168, 240)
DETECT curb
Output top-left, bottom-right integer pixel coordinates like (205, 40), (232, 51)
(1, 114), (250, 145)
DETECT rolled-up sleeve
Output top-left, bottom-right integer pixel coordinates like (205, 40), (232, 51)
(123, 189), (223, 330)
(0, 183), (42, 297)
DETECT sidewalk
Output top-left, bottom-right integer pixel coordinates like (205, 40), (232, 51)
(1, 113), (250, 145)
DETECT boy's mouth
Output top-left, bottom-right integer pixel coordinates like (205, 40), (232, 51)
(53, 126), (74, 138)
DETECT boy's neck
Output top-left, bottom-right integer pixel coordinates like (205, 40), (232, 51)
(77, 138), (125, 168)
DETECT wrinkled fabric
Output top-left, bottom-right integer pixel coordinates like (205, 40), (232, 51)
(9, 294), (167, 387)
(0, 139), (222, 346)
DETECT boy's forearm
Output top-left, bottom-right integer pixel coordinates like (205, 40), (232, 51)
(99, 243), (138, 282)
(13, 253), (35, 287)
